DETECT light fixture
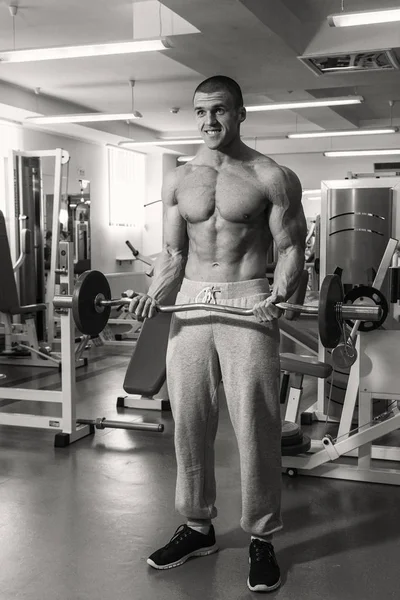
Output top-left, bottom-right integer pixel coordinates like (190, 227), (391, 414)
(177, 156), (195, 163)
(328, 7), (400, 27)
(246, 96), (363, 112)
(0, 38), (171, 63)
(26, 112), (142, 124)
(288, 127), (398, 139)
(25, 79), (142, 125)
(0, 117), (21, 126)
(120, 138), (204, 147)
(324, 149), (400, 157)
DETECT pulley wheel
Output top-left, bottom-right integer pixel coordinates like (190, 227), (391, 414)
(331, 343), (358, 369)
(343, 285), (388, 333)
(72, 270), (111, 336)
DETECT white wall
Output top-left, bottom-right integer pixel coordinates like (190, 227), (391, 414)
(142, 153), (177, 256)
(0, 124), (163, 279)
(267, 152), (381, 191)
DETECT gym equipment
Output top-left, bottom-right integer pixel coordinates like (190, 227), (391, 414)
(5, 148), (69, 348)
(0, 210), (60, 367)
(53, 271), (384, 348)
(314, 179), (398, 424)
(76, 417), (163, 432)
(125, 241), (155, 277)
(72, 270), (112, 337)
(330, 342), (358, 369)
(343, 285), (388, 333)
(1, 242), (164, 446)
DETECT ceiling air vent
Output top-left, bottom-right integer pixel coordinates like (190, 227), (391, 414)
(299, 49), (399, 76)
(374, 162), (400, 176)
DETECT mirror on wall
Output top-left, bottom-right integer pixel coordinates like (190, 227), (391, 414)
(67, 179), (91, 274)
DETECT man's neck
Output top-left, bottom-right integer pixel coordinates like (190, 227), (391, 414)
(198, 139), (252, 167)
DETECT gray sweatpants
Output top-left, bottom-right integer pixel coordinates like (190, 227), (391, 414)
(166, 277), (283, 538)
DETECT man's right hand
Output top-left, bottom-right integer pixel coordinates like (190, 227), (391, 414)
(123, 290), (158, 321)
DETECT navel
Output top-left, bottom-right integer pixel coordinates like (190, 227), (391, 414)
(212, 262), (220, 268)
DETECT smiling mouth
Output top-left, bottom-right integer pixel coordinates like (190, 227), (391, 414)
(205, 131), (222, 139)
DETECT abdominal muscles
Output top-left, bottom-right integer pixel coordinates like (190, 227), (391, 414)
(185, 213), (272, 282)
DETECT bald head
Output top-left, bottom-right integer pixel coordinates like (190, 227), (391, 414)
(193, 76), (244, 109)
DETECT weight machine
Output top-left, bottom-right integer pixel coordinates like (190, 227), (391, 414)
(1, 149), (68, 367)
(282, 178), (400, 485)
(98, 241), (157, 346)
(0, 240), (163, 445)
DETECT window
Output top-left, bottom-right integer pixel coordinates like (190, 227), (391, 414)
(108, 147), (146, 227)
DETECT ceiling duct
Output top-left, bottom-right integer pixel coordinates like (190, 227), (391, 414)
(299, 49), (399, 76)
(374, 162), (400, 176)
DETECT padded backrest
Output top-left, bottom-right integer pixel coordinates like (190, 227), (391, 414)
(0, 211), (20, 312)
(123, 288), (178, 396)
(123, 311), (172, 396)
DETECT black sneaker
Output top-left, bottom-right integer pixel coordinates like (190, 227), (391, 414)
(147, 524), (218, 570)
(247, 539), (281, 592)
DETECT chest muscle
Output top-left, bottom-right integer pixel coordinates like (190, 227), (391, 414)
(177, 166), (267, 224)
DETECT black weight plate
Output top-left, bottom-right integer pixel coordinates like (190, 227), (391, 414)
(72, 270), (111, 335)
(344, 285), (388, 332)
(281, 434), (311, 456)
(281, 421), (301, 437)
(281, 431), (304, 447)
(318, 274), (344, 348)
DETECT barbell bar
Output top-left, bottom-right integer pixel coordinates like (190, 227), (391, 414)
(53, 270), (386, 348)
(76, 417), (163, 432)
(96, 297), (379, 320)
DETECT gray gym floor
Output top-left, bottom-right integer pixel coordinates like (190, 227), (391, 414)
(1, 343), (400, 600)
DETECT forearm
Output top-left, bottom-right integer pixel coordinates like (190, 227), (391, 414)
(271, 246), (305, 303)
(146, 247), (187, 302)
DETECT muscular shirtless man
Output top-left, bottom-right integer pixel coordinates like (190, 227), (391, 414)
(128, 76), (307, 593)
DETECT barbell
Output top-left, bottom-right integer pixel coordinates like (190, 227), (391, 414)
(53, 270), (386, 348)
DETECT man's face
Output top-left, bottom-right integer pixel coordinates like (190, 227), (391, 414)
(193, 89), (246, 150)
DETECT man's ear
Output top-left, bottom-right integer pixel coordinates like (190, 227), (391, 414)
(238, 107), (247, 123)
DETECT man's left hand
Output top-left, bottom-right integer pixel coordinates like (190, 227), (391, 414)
(252, 297), (284, 322)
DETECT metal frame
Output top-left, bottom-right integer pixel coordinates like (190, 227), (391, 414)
(118, 380), (170, 412)
(282, 178), (400, 485)
(0, 243), (91, 443)
(303, 178), (400, 422)
(5, 148), (69, 348)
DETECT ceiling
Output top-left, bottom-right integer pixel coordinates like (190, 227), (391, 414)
(1, 0), (400, 148)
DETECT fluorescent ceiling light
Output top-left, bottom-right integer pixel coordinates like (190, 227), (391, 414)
(0, 117), (21, 126)
(120, 138), (204, 147)
(324, 149), (400, 157)
(25, 112), (142, 124)
(328, 7), (400, 27)
(0, 38), (171, 63)
(246, 96), (363, 112)
(288, 127), (398, 139)
(177, 156), (195, 163)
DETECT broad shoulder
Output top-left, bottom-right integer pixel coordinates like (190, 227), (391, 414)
(162, 165), (190, 205)
(252, 158), (302, 205)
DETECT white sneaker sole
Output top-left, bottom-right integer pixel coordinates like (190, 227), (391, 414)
(247, 577), (281, 593)
(147, 544), (219, 570)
